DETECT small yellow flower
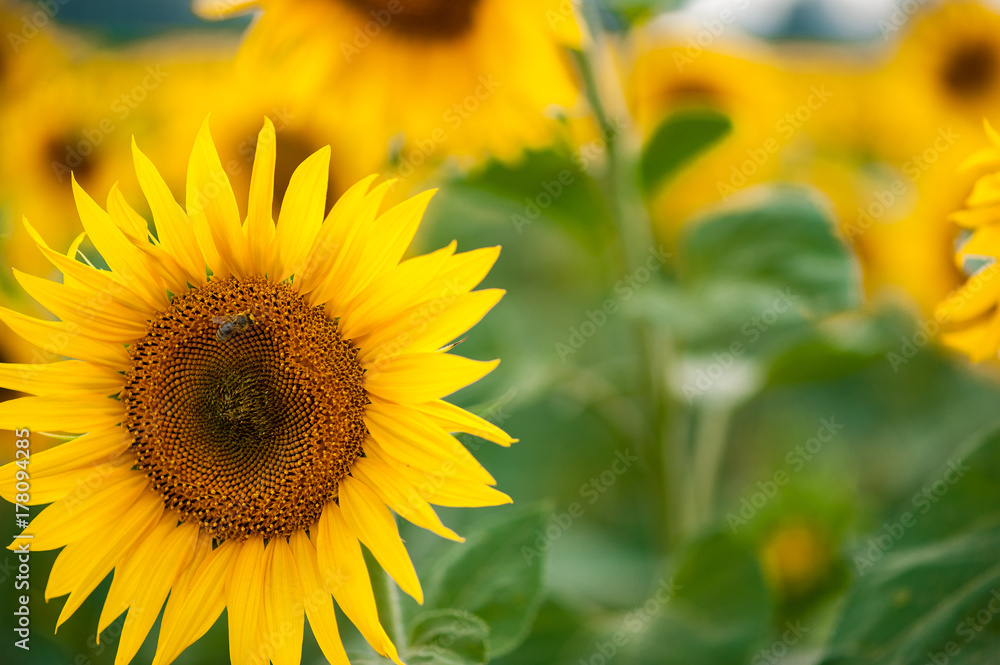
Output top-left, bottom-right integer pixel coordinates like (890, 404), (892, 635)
(0, 118), (515, 665)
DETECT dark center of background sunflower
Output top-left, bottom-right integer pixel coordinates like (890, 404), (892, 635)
(341, 0), (481, 39)
(942, 41), (998, 99)
(122, 277), (367, 541)
(45, 132), (98, 189)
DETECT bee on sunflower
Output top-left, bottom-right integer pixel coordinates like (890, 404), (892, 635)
(0, 118), (515, 665)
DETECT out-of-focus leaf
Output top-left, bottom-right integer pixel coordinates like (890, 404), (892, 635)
(491, 599), (587, 665)
(820, 424), (1000, 664)
(626, 532), (772, 664)
(635, 186), (862, 359)
(408, 609), (489, 665)
(641, 108), (732, 194)
(425, 504), (550, 658)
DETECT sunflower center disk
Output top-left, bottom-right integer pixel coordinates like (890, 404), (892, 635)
(123, 277), (367, 541)
(342, 0), (481, 39)
(942, 41), (998, 99)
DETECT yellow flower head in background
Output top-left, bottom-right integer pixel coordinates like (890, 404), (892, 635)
(936, 120), (1000, 362)
(194, 0), (582, 171)
(872, 0), (1000, 162)
(628, 21), (790, 234)
(0, 119), (515, 665)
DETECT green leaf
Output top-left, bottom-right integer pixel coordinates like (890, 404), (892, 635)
(641, 108), (732, 194)
(627, 532), (772, 664)
(820, 423), (1000, 664)
(636, 186), (862, 359)
(425, 504), (550, 658)
(408, 609), (490, 665)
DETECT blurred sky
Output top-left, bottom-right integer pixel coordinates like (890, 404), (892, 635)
(52, 0), (1000, 43)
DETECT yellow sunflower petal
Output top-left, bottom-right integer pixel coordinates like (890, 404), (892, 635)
(365, 352), (499, 403)
(0, 360), (122, 397)
(415, 398), (517, 446)
(365, 401), (496, 485)
(0, 457), (133, 506)
(98, 511), (178, 637)
(107, 183), (150, 241)
(339, 475), (423, 603)
(366, 443), (512, 508)
(0, 428), (130, 482)
(246, 118), (277, 275)
(316, 502), (402, 665)
(41, 486), (161, 597)
(187, 118), (249, 279)
(937, 265), (1000, 324)
(0, 395), (123, 434)
(22, 217), (158, 314)
(0, 307), (130, 370)
(52, 492), (165, 629)
(339, 241), (457, 339)
(360, 289), (504, 362)
(71, 175), (164, 305)
(12, 269), (150, 339)
(352, 455), (463, 542)
(132, 138), (205, 284)
(154, 540), (240, 665)
(12, 472), (149, 551)
(311, 179), (396, 311)
(336, 190), (437, 304)
(297, 174), (380, 299)
(114, 521), (199, 665)
(226, 536), (267, 665)
(288, 530), (351, 665)
(262, 537), (304, 665)
(273, 146), (331, 281)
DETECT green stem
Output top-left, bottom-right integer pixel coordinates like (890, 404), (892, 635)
(685, 400), (735, 533)
(575, 0), (675, 551)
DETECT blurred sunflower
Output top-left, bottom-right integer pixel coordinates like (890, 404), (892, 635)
(150, 65), (370, 220)
(628, 23), (791, 235)
(194, 0), (582, 169)
(870, 0), (1000, 162)
(760, 521), (836, 601)
(0, 118), (514, 665)
(936, 121), (1000, 361)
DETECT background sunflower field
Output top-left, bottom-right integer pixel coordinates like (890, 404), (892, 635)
(5, 0), (1000, 663)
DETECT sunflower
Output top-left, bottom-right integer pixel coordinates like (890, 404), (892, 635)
(869, 0), (1000, 163)
(628, 22), (792, 235)
(0, 118), (514, 665)
(193, 0), (581, 170)
(934, 121), (1000, 361)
